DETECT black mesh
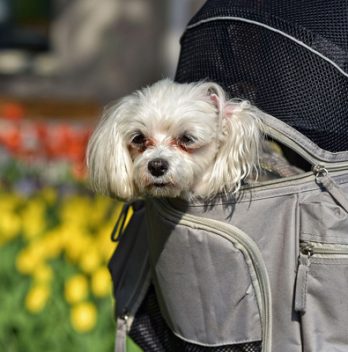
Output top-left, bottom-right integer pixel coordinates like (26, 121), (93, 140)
(175, 0), (348, 153)
(129, 286), (262, 352)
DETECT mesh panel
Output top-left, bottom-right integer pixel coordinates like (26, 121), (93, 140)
(129, 286), (262, 352)
(175, 0), (348, 153)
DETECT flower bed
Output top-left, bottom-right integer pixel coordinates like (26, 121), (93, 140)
(0, 107), (141, 351)
(0, 102), (92, 180)
(0, 182), (126, 351)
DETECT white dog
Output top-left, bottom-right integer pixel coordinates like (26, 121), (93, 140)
(86, 79), (264, 201)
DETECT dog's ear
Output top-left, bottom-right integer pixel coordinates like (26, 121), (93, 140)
(86, 96), (136, 200)
(208, 100), (263, 194)
(203, 83), (227, 115)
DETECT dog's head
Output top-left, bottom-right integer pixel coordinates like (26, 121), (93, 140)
(87, 79), (263, 201)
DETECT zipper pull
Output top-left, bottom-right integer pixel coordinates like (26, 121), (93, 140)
(294, 245), (313, 313)
(313, 165), (348, 213)
(115, 311), (129, 352)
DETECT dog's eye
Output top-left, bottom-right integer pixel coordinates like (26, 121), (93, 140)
(179, 134), (195, 145)
(131, 133), (146, 145)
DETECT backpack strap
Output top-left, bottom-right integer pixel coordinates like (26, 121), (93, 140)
(108, 201), (151, 351)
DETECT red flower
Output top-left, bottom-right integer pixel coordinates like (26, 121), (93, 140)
(2, 103), (25, 122)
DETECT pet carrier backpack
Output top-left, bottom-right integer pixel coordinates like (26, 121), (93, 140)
(109, 1), (348, 351)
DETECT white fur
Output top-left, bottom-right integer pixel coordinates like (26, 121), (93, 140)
(86, 79), (263, 201)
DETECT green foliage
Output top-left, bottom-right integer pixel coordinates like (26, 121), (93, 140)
(0, 239), (115, 352)
(0, 181), (122, 352)
(0, 148), (142, 352)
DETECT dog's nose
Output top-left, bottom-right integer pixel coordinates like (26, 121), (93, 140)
(148, 158), (169, 177)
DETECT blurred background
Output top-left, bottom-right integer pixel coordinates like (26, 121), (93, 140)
(0, 0), (204, 351)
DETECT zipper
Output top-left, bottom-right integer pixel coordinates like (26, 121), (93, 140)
(265, 124), (348, 171)
(295, 241), (348, 313)
(151, 198), (273, 352)
(243, 161), (348, 195)
(300, 242), (348, 258)
(241, 123), (348, 196)
(312, 165), (348, 213)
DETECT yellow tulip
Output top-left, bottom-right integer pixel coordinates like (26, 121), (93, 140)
(64, 274), (89, 304)
(25, 284), (50, 313)
(60, 196), (92, 228)
(0, 211), (21, 243)
(16, 248), (43, 274)
(21, 201), (46, 240)
(38, 232), (64, 259)
(0, 193), (22, 211)
(63, 231), (92, 262)
(91, 267), (112, 297)
(79, 248), (101, 274)
(70, 302), (97, 333)
(33, 264), (53, 283)
(88, 197), (112, 226)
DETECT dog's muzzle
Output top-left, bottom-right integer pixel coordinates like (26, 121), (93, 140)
(148, 158), (169, 177)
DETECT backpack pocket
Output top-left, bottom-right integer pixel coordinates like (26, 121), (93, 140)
(146, 199), (272, 351)
(295, 242), (348, 352)
(297, 190), (348, 352)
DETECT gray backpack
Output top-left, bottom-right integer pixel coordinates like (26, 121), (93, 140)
(109, 1), (348, 351)
(110, 111), (348, 352)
